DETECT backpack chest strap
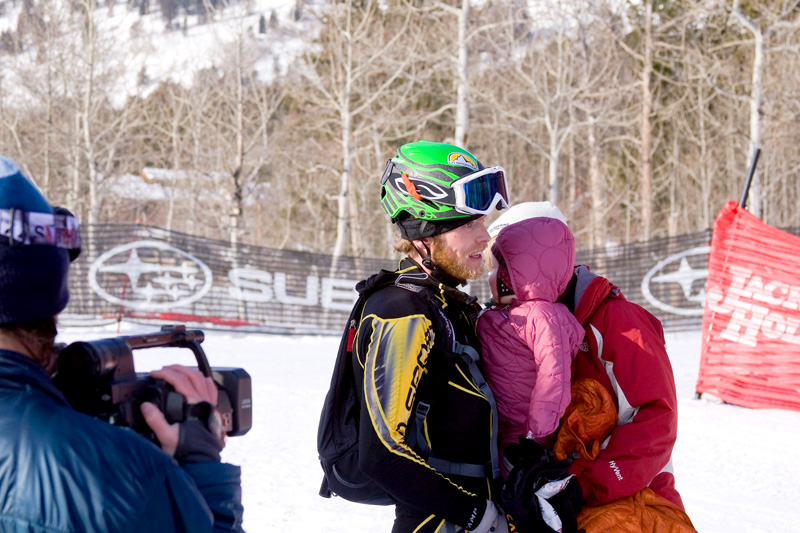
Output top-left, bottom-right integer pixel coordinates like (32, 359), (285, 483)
(405, 314), (501, 480)
(452, 342), (501, 480)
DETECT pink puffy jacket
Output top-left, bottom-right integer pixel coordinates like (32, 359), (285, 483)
(477, 217), (584, 472)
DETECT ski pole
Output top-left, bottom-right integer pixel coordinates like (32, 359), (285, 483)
(738, 148), (762, 209)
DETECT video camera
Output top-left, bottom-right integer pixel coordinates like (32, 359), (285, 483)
(53, 325), (252, 440)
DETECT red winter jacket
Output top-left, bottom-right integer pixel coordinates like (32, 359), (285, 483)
(561, 266), (685, 511)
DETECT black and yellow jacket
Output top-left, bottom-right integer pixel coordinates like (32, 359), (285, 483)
(354, 259), (499, 532)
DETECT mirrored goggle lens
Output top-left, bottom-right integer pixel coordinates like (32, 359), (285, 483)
(460, 169), (508, 212)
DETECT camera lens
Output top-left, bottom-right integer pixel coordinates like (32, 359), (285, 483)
(57, 338), (131, 380)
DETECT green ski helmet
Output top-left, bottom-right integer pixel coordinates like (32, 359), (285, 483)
(380, 141), (509, 240)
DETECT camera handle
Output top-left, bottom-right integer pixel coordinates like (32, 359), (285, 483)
(123, 324), (212, 378)
(124, 325), (228, 430)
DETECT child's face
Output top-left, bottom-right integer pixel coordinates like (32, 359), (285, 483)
(485, 239), (500, 302)
(487, 251), (516, 305)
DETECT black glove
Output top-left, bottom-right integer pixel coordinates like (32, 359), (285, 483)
(502, 437), (584, 533)
(550, 477), (583, 533)
(173, 401), (225, 464)
(529, 472), (584, 533)
(503, 436), (550, 473)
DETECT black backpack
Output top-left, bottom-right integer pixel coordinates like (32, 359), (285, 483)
(317, 270), (500, 505)
(317, 270), (398, 505)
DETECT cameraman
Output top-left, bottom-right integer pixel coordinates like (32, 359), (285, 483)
(0, 156), (244, 532)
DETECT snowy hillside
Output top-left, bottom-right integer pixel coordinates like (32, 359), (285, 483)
(0, 0), (309, 107)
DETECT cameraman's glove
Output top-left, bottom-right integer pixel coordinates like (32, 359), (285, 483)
(502, 437), (584, 533)
(469, 501), (509, 533)
(174, 401), (225, 464)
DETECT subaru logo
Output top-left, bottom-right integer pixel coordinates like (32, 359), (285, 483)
(641, 246), (710, 316)
(89, 241), (213, 311)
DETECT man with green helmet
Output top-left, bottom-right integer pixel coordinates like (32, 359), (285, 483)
(353, 141), (510, 532)
(380, 141), (509, 283)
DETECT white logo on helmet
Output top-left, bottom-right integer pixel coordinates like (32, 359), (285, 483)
(393, 177), (449, 200)
(89, 241), (212, 311)
(447, 152), (479, 171)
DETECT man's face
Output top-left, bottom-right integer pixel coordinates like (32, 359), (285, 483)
(428, 217), (491, 281)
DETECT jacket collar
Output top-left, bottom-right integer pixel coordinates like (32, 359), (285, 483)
(395, 257), (481, 315)
(398, 256), (465, 288)
(0, 349), (71, 406)
(561, 265), (621, 325)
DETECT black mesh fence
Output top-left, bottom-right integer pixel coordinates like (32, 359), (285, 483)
(62, 224), (727, 334)
(575, 231), (712, 332)
(63, 225), (394, 334)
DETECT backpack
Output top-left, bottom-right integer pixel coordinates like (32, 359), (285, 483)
(317, 270), (398, 505)
(317, 269), (500, 505)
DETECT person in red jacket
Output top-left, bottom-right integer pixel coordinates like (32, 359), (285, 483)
(557, 263), (684, 510)
(487, 202), (687, 529)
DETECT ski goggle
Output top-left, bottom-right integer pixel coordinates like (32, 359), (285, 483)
(0, 207), (82, 260)
(452, 166), (509, 216)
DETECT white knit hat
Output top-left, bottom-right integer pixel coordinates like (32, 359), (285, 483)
(487, 201), (567, 238)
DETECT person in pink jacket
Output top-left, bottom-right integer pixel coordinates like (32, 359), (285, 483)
(484, 202), (689, 526)
(477, 213), (585, 479)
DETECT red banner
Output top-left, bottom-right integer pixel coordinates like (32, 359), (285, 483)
(698, 201), (800, 411)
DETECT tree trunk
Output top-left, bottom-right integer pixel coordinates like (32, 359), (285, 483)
(639, 0), (654, 240)
(697, 82), (710, 229)
(454, 0), (469, 147)
(332, 1), (354, 263)
(746, 30), (764, 217)
(548, 129), (559, 205)
(731, 0), (765, 218)
(588, 113), (603, 249)
(231, 37), (245, 248)
(71, 110), (81, 219)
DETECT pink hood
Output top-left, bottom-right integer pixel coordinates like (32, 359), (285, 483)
(494, 217), (575, 302)
(478, 217), (584, 473)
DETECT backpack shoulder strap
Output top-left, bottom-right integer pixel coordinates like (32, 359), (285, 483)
(401, 280), (501, 481)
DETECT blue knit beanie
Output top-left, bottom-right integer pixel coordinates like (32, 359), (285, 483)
(0, 157), (80, 325)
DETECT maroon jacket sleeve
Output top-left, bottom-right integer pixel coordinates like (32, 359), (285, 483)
(568, 299), (679, 506)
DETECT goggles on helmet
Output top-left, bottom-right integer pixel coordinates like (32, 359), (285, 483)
(0, 207), (82, 259)
(451, 166), (509, 216)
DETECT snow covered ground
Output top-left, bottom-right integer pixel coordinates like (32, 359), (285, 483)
(55, 322), (800, 532)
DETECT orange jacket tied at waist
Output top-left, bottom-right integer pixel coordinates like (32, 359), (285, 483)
(554, 379), (696, 533)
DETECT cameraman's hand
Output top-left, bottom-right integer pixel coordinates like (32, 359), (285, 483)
(140, 365), (220, 458)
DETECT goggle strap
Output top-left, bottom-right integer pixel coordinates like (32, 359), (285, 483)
(379, 159), (395, 185)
